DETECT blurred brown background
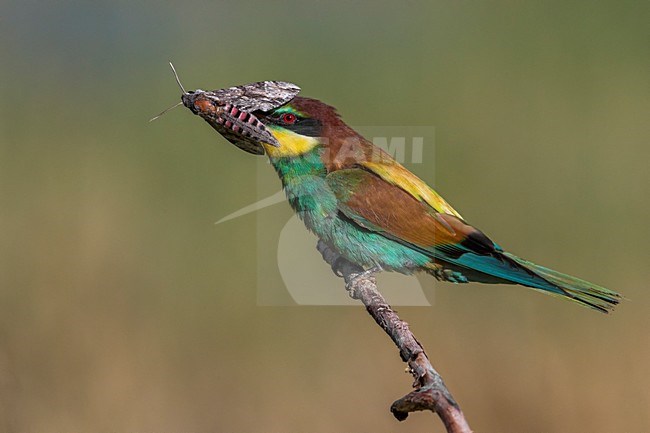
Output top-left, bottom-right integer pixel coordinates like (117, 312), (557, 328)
(1, 1), (649, 432)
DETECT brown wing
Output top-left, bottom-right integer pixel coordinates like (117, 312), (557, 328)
(326, 168), (481, 251)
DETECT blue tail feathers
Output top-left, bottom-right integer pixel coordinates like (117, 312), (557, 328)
(503, 253), (621, 313)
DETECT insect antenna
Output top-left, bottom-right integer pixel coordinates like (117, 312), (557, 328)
(149, 101), (183, 122)
(149, 62), (188, 122)
(168, 61), (187, 93)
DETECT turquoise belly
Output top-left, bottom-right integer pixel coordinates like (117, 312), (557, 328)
(270, 150), (430, 273)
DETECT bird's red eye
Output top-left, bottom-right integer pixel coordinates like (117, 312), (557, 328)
(281, 113), (297, 124)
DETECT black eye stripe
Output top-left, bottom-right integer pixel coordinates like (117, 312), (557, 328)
(259, 111), (322, 137)
(268, 112), (301, 125)
(281, 118), (322, 137)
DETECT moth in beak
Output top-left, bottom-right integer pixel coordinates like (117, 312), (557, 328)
(171, 66), (300, 154)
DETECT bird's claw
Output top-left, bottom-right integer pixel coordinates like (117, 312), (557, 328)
(332, 257), (347, 277)
(358, 265), (382, 279)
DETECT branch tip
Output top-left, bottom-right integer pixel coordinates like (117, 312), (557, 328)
(316, 240), (472, 433)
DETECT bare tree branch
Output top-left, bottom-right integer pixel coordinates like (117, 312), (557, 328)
(317, 240), (472, 433)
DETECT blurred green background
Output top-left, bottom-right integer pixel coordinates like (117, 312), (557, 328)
(1, 1), (649, 431)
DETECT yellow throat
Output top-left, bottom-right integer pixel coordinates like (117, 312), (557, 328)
(262, 126), (320, 158)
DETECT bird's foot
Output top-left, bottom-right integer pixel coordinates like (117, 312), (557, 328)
(331, 256), (348, 277)
(358, 265), (383, 280)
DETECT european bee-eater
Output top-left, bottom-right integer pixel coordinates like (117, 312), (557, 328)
(178, 79), (621, 313)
